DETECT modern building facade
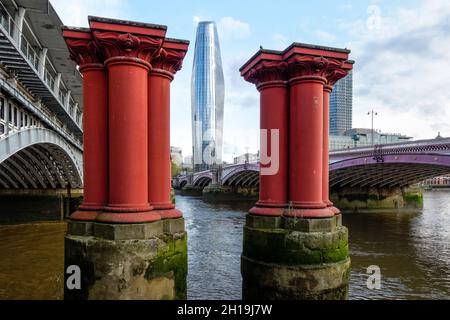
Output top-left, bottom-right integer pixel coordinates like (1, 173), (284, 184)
(191, 21), (224, 172)
(330, 71), (352, 135)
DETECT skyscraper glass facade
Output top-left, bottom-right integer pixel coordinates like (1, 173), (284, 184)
(330, 71), (353, 135)
(191, 21), (225, 172)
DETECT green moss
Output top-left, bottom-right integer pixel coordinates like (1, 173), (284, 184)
(403, 192), (423, 207)
(145, 234), (187, 300)
(243, 227), (349, 265)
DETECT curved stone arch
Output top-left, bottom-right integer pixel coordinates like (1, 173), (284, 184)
(0, 128), (83, 189)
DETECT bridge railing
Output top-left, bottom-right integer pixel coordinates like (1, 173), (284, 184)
(330, 138), (450, 160)
(0, 3), (83, 134)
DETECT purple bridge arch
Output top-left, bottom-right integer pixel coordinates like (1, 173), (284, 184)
(173, 138), (450, 190)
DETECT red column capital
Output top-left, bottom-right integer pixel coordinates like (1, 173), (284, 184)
(89, 16), (167, 68)
(243, 60), (288, 90)
(323, 59), (353, 87)
(62, 27), (103, 68)
(151, 39), (189, 79)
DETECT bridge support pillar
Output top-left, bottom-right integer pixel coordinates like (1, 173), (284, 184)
(62, 29), (108, 221)
(63, 17), (189, 300)
(241, 214), (349, 299)
(240, 44), (353, 299)
(148, 39), (188, 219)
(64, 218), (187, 299)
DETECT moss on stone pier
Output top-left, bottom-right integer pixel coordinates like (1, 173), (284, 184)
(145, 233), (187, 300)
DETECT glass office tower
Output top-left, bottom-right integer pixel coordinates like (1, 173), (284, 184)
(191, 21), (225, 172)
(330, 71), (353, 135)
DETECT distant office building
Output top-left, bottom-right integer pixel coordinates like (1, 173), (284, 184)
(422, 175), (450, 188)
(170, 146), (183, 167)
(182, 155), (193, 169)
(329, 128), (412, 150)
(233, 152), (259, 164)
(191, 21), (225, 172)
(330, 71), (352, 135)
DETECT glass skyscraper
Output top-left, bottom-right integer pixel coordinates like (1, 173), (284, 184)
(330, 71), (353, 135)
(191, 21), (225, 172)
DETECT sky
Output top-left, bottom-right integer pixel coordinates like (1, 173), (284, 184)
(51, 0), (450, 163)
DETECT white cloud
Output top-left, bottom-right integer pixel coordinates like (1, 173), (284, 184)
(315, 29), (337, 43)
(342, 0), (450, 140)
(217, 16), (251, 40)
(51, 0), (127, 27)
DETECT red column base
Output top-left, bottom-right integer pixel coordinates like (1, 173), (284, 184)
(69, 210), (100, 221)
(283, 207), (334, 218)
(151, 202), (176, 210)
(95, 211), (161, 224)
(156, 208), (183, 219)
(249, 206), (285, 217)
(324, 200), (341, 215)
(69, 203), (105, 221)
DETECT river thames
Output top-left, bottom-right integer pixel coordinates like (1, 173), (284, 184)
(1, 190), (450, 299)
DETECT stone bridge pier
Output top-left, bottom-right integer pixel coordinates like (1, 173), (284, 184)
(240, 43), (353, 299)
(62, 17), (188, 300)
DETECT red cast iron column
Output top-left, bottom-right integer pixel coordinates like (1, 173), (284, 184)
(63, 27), (108, 221)
(285, 55), (333, 218)
(148, 39), (189, 219)
(240, 53), (289, 216)
(322, 84), (340, 214)
(323, 61), (353, 215)
(89, 17), (166, 223)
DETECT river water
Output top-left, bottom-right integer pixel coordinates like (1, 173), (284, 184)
(1, 191), (450, 300)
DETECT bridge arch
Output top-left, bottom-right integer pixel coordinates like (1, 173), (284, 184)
(222, 164), (259, 187)
(0, 128), (83, 189)
(329, 153), (450, 188)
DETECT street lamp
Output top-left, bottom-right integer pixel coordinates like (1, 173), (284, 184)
(367, 110), (378, 146)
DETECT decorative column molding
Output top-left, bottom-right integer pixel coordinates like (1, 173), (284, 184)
(240, 52), (289, 216)
(63, 27), (108, 221)
(148, 38), (188, 218)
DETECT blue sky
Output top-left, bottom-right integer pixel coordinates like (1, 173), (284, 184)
(52, 0), (450, 162)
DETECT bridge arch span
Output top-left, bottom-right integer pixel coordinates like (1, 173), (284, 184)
(0, 128), (83, 189)
(330, 153), (450, 188)
(222, 164), (259, 187)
